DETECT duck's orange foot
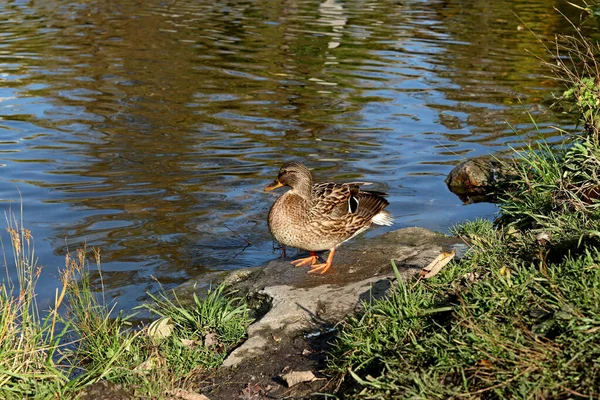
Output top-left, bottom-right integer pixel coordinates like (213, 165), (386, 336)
(290, 251), (320, 268)
(308, 262), (332, 274)
(307, 248), (336, 275)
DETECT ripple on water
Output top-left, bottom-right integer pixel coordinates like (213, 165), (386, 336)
(0, 0), (587, 310)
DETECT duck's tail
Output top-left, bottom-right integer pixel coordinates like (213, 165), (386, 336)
(354, 191), (394, 226)
(372, 210), (394, 226)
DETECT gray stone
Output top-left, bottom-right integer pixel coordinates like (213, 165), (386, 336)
(220, 227), (462, 367)
(445, 156), (517, 203)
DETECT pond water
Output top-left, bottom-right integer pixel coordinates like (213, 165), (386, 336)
(0, 0), (580, 310)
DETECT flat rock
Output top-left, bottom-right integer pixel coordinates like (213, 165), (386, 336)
(220, 227), (462, 367)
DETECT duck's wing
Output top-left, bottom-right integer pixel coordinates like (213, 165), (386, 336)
(311, 182), (388, 219)
(353, 191), (391, 222)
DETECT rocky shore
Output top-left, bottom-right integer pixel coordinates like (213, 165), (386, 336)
(194, 227), (464, 399)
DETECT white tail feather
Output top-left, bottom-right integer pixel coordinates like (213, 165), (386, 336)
(372, 210), (394, 226)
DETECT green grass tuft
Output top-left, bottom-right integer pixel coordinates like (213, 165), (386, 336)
(144, 284), (252, 349)
(496, 136), (600, 262)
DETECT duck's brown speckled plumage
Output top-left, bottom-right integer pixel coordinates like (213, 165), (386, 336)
(265, 162), (393, 274)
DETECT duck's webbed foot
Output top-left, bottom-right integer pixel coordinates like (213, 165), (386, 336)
(290, 251), (320, 267)
(307, 248), (336, 274)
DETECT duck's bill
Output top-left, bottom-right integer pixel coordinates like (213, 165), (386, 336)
(264, 179), (283, 191)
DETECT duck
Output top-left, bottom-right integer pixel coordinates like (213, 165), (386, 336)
(264, 161), (393, 274)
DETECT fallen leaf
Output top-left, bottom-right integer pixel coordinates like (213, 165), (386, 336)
(463, 272), (480, 283)
(301, 349), (313, 356)
(272, 334), (281, 343)
(204, 332), (219, 347)
(419, 249), (456, 279)
(507, 226), (519, 236)
(498, 266), (513, 287)
(147, 316), (173, 339)
(281, 370), (317, 387)
(135, 357), (154, 372)
(536, 232), (550, 245)
(240, 383), (262, 400)
(168, 389), (211, 400)
(181, 338), (197, 347)
(477, 359), (493, 367)
(134, 354), (165, 373)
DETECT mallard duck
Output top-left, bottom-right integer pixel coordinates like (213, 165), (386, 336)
(265, 162), (393, 274)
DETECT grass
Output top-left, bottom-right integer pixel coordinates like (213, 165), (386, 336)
(495, 136), (600, 263)
(144, 284), (252, 352)
(0, 209), (69, 399)
(328, 219), (600, 399)
(0, 209), (253, 399)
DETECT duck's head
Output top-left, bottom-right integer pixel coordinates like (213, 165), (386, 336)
(264, 162), (312, 192)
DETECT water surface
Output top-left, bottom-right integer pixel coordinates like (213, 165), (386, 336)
(0, 0), (580, 309)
